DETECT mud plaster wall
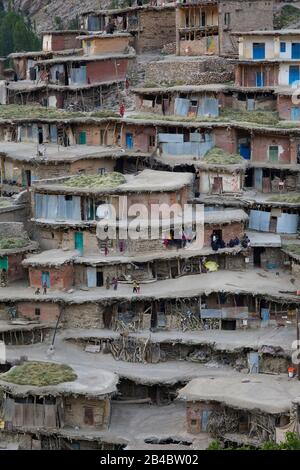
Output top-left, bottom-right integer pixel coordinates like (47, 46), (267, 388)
(218, 0), (274, 56)
(17, 301), (60, 322)
(28, 265), (74, 290)
(63, 396), (110, 430)
(252, 134), (292, 164)
(35, 227), (99, 255)
(7, 253), (25, 282)
(204, 222), (245, 246)
(186, 402), (220, 434)
(277, 95), (300, 121)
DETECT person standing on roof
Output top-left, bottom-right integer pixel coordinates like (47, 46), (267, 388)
(43, 281), (48, 295)
(112, 277), (118, 291)
(119, 102), (125, 118)
(105, 20), (116, 34)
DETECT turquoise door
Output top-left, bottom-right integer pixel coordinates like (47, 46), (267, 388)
(126, 133), (133, 149)
(42, 271), (50, 288)
(79, 131), (87, 145)
(291, 107), (300, 121)
(289, 65), (300, 85)
(0, 256), (8, 270)
(74, 232), (84, 254)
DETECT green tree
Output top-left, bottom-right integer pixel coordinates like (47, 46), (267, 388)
(54, 16), (64, 30)
(68, 16), (79, 30)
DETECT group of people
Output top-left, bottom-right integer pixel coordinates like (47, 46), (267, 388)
(105, 276), (118, 291)
(105, 276), (141, 294)
(163, 230), (191, 250)
(34, 281), (48, 295)
(211, 233), (251, 251)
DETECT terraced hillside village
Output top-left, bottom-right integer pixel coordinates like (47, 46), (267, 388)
(1, 0), (300, 453)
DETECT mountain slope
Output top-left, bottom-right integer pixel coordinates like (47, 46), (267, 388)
(5, 0), (111, 31)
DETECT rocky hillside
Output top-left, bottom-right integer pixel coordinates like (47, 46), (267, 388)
(4, 0), (112, 32)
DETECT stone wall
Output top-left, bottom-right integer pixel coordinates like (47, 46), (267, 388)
(63, 303), (105, 328)
(138, 8), (176, 53)
(144, 56), (234, 86)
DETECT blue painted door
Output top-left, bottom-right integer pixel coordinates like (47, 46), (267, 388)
(42, 271), (50, 288)
(292, 43), (300, 59)
(239, 143), (251, 160)
(74, 232), (84, 254)
(255, 71), (265, 87)
(79, 131), (86, 145)
(261, 308), (270, 322)
(254, 168), (263, 191)
(253, 43), (265, 59)
(248, 352), (259, 373)
(291, 107), (300, 121)
(126, 133), (133, 149)
(289, 65), (300, 85)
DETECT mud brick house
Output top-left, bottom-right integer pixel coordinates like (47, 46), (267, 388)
(8, 49), (81, 82)
(196, 160), (246, 194)
(0, 363), (117, 448)
(133, 84), (228, 117)
(42, 31), (86, 52)
(178, 375), (297, 445)
(0, 141), (124, 194)
(175, 0), (274, 57)
(234, 30), (300, 89)
(80, 3), (176, 54)
(275, 87), (300, 121)
(0, 222), (38, 283)
(23, 249), (78, 291)
(5, 80), (125, 111)
(80, 33), (132, 56)
(31, 170), (193, 254)
(248, 203), (299, 235)
(35, 53), (134, 88)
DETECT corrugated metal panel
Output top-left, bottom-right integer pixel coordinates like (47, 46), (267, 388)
(158, 133), (183, 143)
(201, 308), (222, 319)
(249, 209), (270, 232)
(198, 98), (219, 117)
(174, 98), (189, 117)
(190, 133), (202, 142)
(87, 267), (97, 287)
(222, 307), (248, 319)
(50, 125), (57, 143)
(277, 213), (299, 234)
(259, 211), (271, 232)
(201, 307), (248, 319)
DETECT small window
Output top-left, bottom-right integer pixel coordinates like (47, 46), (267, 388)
(190, 419), (197, 426)
(280, 42), (286, 53)
(191, 100), (198, 107)
(149, 135), (155, 147)
(224, 12), (230, 26)
(98, 168), (107, 175)
(77, 169), (86, 175)
(269, 145), (279, 162)
(35, 308), (40, 316)
(65, 195), (73, 201)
